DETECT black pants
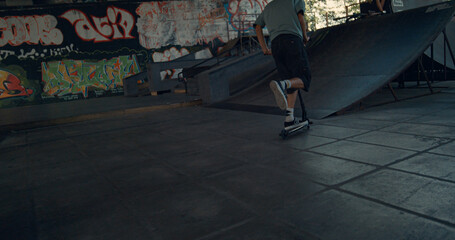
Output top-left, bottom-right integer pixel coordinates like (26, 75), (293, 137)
(271, 34), (311, 92)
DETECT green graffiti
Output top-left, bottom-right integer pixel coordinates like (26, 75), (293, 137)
(41, 55), (141, 98)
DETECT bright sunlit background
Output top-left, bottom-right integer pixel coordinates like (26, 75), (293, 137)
(306, 0), (362, 30)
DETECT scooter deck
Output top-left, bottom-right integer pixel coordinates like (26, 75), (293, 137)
(279, 119), (310, 139)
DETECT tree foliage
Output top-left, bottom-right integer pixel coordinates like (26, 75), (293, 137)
(305, 0), (361, 30)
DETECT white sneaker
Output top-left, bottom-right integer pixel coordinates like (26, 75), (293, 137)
(284, 118), (308, 131)
(269, 80), (288, 110)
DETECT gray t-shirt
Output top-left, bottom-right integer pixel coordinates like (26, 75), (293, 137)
(254, 0), (305, 41)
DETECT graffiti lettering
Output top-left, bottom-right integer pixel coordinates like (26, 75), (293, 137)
(60, 6), (135, 43)
(226, 0), (268, 31)
(0, 70), (33, 100)
(136, 1), (227, 49)
(153, 47), (190, 79)
(0, 50), (15, 61)
(199, 7), (226, 28)
(47, 44), (77, 57)
(41, 55), (140, 98)
(152, 47), (190, 63)
(18, 49), (39, 59)
(0, 15), (63, 47)
(0, 44), (77, 61)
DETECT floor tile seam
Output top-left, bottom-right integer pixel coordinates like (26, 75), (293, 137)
(194, 217), (255, 240)
(346, 111), (455, 140)
(306, 132), (346, 139)
(333, 187), (455, 229)
(256, 163), (331, 189)
(319, 115), (398, 122)
(198, 181), (261, 216)
(315, 122), (395, 131)
(285, 141), (335, 152)
(380, 138), (455, 168)
(157, 128), (230, 140)
(198, 178), (325, 240)
(24, 144), (39, 240)
(59, 123), (152, 139)
(0, 100), (203, 132)
(323, 117), (408, 132)
(9, 123), (149, 148)
(305, 130), (373, 141)
(400, 121), (455, 128)
(317, 150), (421, 190)
(288, 128), (378, 152)
(353, 117), (419, 122)
(329, 141), (455, 187)
(305, 125), (379, 143)
(423, 149), (455, 158)
(0, 143), (30, 151)
(67, 138), (92, 160)
(258, 214), (323, 240)
(264, 188), (332, 239)
(189, 162), (253, 181)
(185, 132), (253, 146)
(377, 128), (455, 139)
(200, 163), (255, 179)
(71, 149), (190, 236)
(68, 137), (167, 185)
(304, 149), (388, 168)
(308, 140), (455, 188)
(26, 187), (39, 240)
(396, 180), (434, 207)
(135, 147), (198, 179)
(208, 151), (262, 165)
(343, 138), (438, 152)
(134, 145), (254, 183)
(92, 178), (169, 237)
(264, 123), (375, 152)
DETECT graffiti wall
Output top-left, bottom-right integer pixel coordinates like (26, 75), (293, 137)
(0, 0), (269, 108)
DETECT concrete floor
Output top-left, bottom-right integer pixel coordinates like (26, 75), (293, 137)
(1, 87), (455, 239)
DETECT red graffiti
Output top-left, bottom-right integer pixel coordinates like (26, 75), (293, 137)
(0, 15), (63, 47)
(227, 0), (269, 31)
(60, 6), (135, 43)
(0, 70), (33, 99)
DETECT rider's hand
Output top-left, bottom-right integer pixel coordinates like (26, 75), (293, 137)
(303, 36), (310, 45)
(263, 48), (272, 55)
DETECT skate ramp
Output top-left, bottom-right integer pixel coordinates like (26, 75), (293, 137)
(391, 0), (446, 12)
(218, 1), (455, 119)
(391, 0), (455, 70)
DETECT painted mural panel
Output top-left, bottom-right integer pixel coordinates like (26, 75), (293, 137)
(0, 66), (40, 108)
(0, 14), (63, 47)
(41, 55), (140, 98)
(0, 0), (268, 108)
(136, 1), (228, 49)
(0, 69), (33, 99)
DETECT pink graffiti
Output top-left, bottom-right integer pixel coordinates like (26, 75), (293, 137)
(0, 15), (63, 47)
(136, 1), (227, 49)
(227, 0), (269, 31)
(60, 6), (135, 43)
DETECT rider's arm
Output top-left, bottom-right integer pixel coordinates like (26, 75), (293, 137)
(298, 12), (309, 44)
(255, 25), (271, 55)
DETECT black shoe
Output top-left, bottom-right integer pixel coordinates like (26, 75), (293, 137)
(284, 118), (302, 129)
